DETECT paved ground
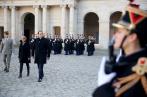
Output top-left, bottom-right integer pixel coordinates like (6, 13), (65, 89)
(0, 48), (107, 97)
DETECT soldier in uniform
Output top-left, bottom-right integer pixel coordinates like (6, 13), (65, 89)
(57, 35), (63, 54)
(86, 36), (95, 56)
(93, 1), (147, 97)
(48, 34), (53, 54)
(30, 33), (38, 57)
(80, 34), (85, 55)
(75, 36), (81, 55)
(64, 34), (70, 55)
(52, 35), (58, 54)
(69, 35), (75, 54)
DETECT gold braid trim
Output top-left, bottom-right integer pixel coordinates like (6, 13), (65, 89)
(115, 75), (141, 97)
(114, 57), (147, 97)
(141, 76), (147, 94)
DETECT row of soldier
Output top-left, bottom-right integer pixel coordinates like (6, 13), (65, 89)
(30, 33), (96, 56)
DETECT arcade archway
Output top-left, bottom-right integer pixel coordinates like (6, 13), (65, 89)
(23, 13), (35, 40)
(84, 12), (99, 43)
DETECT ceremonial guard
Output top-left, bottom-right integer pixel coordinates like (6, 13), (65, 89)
(75, 37), (81, 55)
(57, 36), (63, 54)
(30, 33), (38, 57)
(69, 35), (75, 54)
(93, 1), (147, 97)
(48, 34), (53, 54)
(86, 36), (95, 56)
(52, 35), (58, 54)
(64, 35), (70, 55)
(80, 34), (85, 55)
(53, 35), (63, 54)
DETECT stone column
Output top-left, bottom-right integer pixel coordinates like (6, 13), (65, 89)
(10, 6), (16, 43)
(41, 5), (47, 33)
(68, 4), (75, 36)
(34, 5), (41, 33)
(79, 20), (84, 35)
(99, 14), (110, 49)
(60, 5), (66, 39)
(3, 6), (8, 32)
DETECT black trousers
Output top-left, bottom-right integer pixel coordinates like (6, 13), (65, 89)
(76, 50), (80, 55)
(37, 64), (44, 79)
(19, 62), (30, 76)
(69, 50), (74, 54)
(65, 51), (69, 55)
(88, 51), (94, 56)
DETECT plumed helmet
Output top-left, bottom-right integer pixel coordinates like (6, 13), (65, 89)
(112, 3), (147, 48)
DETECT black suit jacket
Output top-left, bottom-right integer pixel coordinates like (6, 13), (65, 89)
(33, 38), (50, 64)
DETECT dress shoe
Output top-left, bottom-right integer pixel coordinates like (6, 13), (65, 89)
(4, 67), (7, 71)
(18, 75), (22, 78)
(38, 79), (42, 82)
(6, 69), (9, 72)
(27, 73), (29, 77)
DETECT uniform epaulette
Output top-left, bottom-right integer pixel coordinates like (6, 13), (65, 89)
(113, 57), (147, 97)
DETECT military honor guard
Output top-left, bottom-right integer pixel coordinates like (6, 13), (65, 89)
(64, 34), (70, 55)
(53, 35), (63, 54)
(93, 1), (147, 97)
(80, 34), (85, 55)
(48, 34), (53, 54)
(58, 36), (63, 54)
(86, 36), (95, 56)
(75, 37), (81, 55)
(69, 35), (75, 54)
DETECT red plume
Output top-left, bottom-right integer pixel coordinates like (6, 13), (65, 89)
(128, 0), (139, 8)
(129, 0), (134, 3)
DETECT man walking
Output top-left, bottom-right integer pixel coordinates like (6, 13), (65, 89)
(33, 31), (50, 82)
(0, 31), (13, 72)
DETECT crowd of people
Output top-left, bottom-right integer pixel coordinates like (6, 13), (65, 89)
(0, 0), (147, 96)
(0, 31), (96, 82)
(30, 33), (96, 56)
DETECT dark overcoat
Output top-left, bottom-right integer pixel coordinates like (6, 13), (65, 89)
(33, 38), (50, 64)
(19, 42), (31, 63)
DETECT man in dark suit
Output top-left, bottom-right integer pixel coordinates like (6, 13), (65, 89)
(32, 31), (50, 82)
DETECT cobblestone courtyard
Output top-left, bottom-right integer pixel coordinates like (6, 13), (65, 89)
(0, 48), (107, 97)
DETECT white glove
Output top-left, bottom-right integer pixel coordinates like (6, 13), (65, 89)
(97, 56), (116, 87)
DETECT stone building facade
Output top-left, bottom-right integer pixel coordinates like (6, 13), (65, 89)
(0, 0), (147, 48)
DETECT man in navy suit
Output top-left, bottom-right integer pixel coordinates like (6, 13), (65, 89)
(33, 31), (50, 82)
